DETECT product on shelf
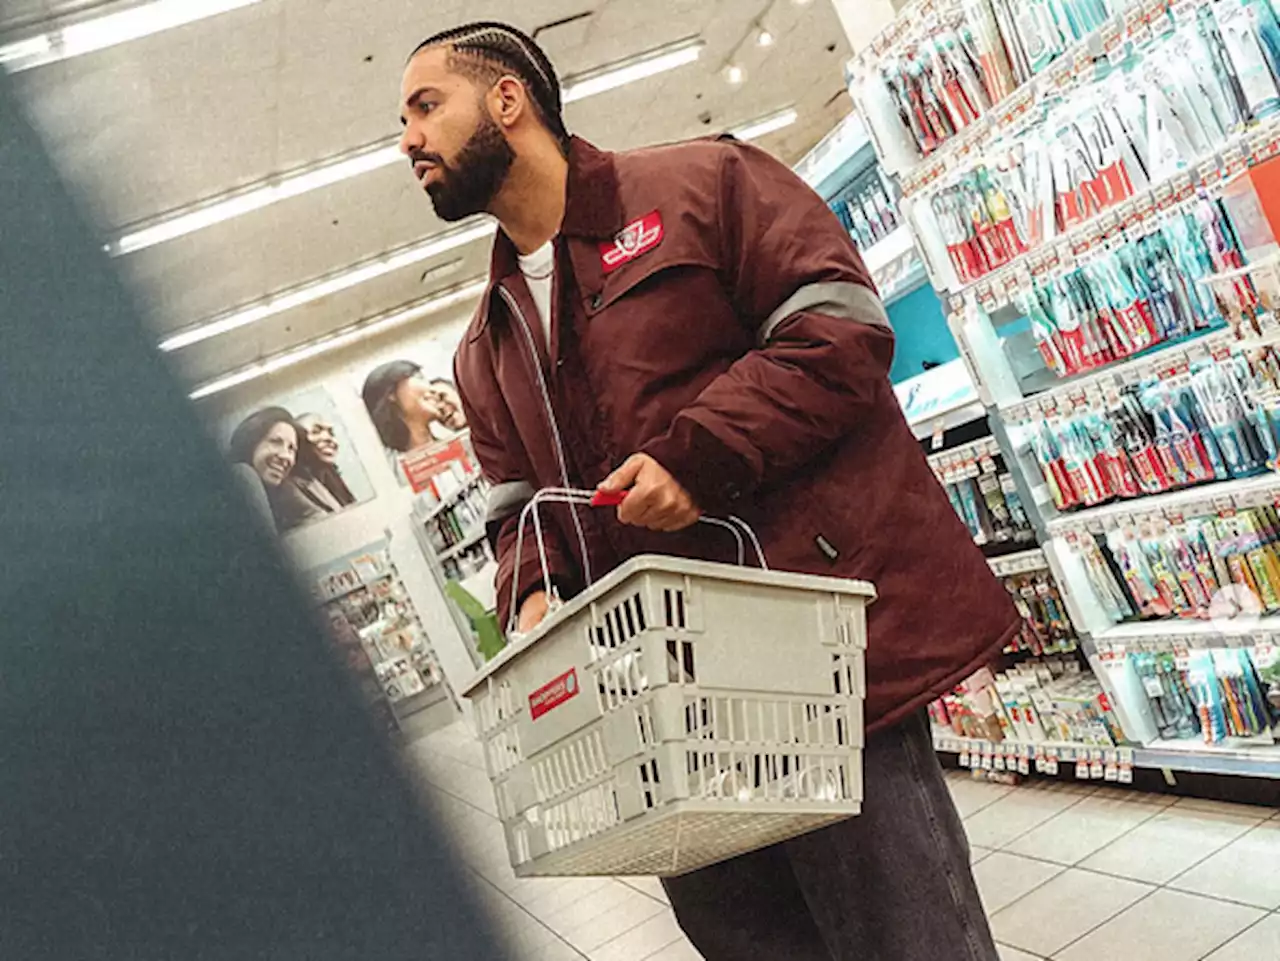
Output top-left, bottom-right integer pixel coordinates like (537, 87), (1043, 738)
(1074, 503), (1280, 623)
(1127, 645), (1278, 743)
(311, 545), (444, 705)
(423, 476), (490, 554)
(1024, 347), (1280, 511)
(865, 0), (1121, 160)
(832, 176), (902, 252)
(929, 655), (1126, 746)
(1002, 567), (1080, 654)
(930, 437), (1037, 546)
(1015, 202), (1235, 374)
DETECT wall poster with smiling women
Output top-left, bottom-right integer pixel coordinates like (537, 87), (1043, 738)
(224, 387), (374, 536)
(358, 356), (473, 494)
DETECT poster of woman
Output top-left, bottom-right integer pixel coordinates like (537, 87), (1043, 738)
(360, 359), (472, 493)
(226, 389), (373, 535)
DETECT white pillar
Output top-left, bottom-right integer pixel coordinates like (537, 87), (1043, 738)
(826, 0), (900, 55)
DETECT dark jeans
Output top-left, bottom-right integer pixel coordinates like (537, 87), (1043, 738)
(662, 712), (997, 961)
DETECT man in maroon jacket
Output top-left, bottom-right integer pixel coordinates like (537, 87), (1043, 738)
(399, 22), (1019, 960)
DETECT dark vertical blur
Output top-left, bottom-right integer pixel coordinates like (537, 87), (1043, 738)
(0, 71), (505, 960)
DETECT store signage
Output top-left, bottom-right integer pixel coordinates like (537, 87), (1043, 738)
(529, 668), (580, 720)
(400, 438), (471, 494)
(600, 211), (663, 274)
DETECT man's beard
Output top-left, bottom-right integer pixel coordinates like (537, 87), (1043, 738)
(424, 115), (515, 222)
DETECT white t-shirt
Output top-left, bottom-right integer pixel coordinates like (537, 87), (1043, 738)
(517, 241), (555, 350)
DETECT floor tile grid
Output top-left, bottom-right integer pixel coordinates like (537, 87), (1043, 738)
(409, 735), (686, 961)
(974, 798), (1278, 913)
(408, 727), (1278, 961)
(952, 775), (1278, 960)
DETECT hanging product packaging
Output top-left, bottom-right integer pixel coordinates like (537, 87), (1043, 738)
(1214, 0), (1280, 120)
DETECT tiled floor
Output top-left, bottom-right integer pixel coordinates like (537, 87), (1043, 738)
(404, 722), (1280, 960)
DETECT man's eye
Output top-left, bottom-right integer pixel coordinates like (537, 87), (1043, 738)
(419, 101), (436, 115)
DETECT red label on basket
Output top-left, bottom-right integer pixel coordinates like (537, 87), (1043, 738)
(529, 668), (580, 720)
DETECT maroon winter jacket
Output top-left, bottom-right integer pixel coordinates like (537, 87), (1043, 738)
(454, 135), (1019, 733)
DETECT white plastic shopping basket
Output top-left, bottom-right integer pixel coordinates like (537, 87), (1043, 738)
(461, 488), (875, 878)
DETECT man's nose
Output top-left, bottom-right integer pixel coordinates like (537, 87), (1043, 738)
(400, 125), (423, 156)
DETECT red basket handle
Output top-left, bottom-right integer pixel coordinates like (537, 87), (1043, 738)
(589, 489), (629, 508)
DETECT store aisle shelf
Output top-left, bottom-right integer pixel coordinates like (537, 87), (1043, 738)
(1096, 616), (1280, 644)
(1045, 472), (1280, 537)
(422, 473), (486, 523)
(934, 731), (1280, 779)
(999, 329), (1234, 426)
(437, 528), (486, 563)
(862, 224), (915, 275)
(853, 0), (1132, 193)
(894, 357), (986, 440)
(987, 548), (1049, 578)
(953, 112), (1280, 307)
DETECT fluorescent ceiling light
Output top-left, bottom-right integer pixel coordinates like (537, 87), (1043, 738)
(189, 279), (488, 400)
(562, 36), (704, 104)
(111, 142), (402, 255)
(731, 107), (799, 142)
(107, 36), (705, 255)
(0, 0), (262, 73)
(159, 219), (494, 352)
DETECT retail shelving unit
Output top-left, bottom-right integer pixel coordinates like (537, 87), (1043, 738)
(852, 0), (1280, 781)
(308, 541), (452, 731)
(408, 433), (500, 664)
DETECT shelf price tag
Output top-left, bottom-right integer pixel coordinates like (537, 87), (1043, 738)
(1118, 749), (1135, 784)
(1089, 749), (1105, 779)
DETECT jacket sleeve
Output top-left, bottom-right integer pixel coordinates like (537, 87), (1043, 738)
(453, 350), (577, 633)
(641, 139), (896, 512)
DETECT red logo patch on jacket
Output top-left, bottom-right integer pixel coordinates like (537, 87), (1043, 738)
(600, 211), (663, 274)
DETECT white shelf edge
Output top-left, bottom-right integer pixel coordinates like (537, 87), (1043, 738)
(1096, 616), (1280, 642)
(998, 329), (1234, 422)
(436, 527), (486, 563)
(933, 732), (1280, 778)
(987, 548), (1049, 577)
(862, 224), (915, 275)
(1045, 473), (1280, 536)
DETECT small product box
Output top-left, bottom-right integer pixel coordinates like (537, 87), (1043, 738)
(1220, 155), (1280, 264)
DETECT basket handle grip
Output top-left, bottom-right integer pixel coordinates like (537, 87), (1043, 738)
(589, 489), (628, 508)
(506, 488), (767, 637)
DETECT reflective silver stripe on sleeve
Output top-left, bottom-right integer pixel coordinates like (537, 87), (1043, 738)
(758, 281), (890, 346)
(486, 480), (535, 523)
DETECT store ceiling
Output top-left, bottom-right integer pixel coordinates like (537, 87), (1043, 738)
(6, 0), (854, 390)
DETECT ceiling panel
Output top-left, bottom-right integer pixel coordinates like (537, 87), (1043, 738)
(9, 0), (855, 393)
(0, 0), (100, 33)
(169, 243), (492, 384)
(121, 163), (441, 327)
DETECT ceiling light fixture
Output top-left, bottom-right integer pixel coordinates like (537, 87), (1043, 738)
(724, 63), (746, 85)
(0, 0), (262, 73)
(159, 219), (494, 352)
(106, 35), (705, 255)
(756, 27), (775, 47)
(562, 36), (704, 103)
(110, 140), (403, 255)
(188, 278), (488, 400)
(730, 107), (799, 142)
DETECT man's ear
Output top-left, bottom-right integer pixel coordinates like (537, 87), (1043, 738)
(491, 76), (527, 130)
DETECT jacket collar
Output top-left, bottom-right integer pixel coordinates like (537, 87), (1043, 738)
(486, 136), (625, 283)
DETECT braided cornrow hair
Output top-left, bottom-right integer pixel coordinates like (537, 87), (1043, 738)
(412, 22), (571, 155)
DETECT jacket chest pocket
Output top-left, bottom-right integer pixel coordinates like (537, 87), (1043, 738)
(582, 258), (746, 362)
